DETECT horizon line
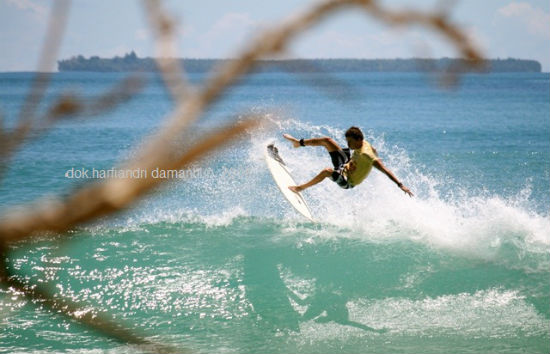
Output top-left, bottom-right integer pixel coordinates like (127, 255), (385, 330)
(58, 55), (541, 61)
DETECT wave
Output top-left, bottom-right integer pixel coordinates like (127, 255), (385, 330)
(10, 113), (549, 352)
(70, 214), (550, 344)
(86, 117), (549, 272)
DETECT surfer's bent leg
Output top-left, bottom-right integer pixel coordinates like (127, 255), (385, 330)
(302, 137), (341, 152)
(289, 168), (333, 193)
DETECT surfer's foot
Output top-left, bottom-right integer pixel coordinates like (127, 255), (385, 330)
(283, 134), (301, 148)
(289, 185), (304, 193)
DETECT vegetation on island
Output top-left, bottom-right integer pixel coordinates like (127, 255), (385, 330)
(58, 52), (542, 73)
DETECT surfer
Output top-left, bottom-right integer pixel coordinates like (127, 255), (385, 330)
(283, 126), (413, 196)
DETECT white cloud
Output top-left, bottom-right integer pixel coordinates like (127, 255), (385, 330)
(6, 0), (47, 17)
(324, 30), (365, 50)
(368, 30), (399, 46)
(205, 12), (258, 42)
(497, 2), (550, 38)
(135, 28), (149, 41)
(179, 23), (196, 39)
(191, 12), (261, 57)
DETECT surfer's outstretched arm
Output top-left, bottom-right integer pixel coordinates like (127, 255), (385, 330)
(373, 160), (414, 197)
(283, 134), (341, 152)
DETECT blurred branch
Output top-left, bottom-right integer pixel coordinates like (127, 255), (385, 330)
(265, 57), (363, 101)
(133, 0), (484, 174)
(0, 0), (71, 178)
(1, 2), (146, 176)
(0, 243), (182, 354)
(143, 0), (191, 102)
(362, 0), (483, 65)
(2, 74), (146, 180)
(0, 0), (484, 352)
(18, 0), (71, 123)
(0, 118), (257, 242)
(0, 117), (256, 353)
(42, 75), (146, 124)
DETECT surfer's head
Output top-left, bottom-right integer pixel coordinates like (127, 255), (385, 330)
(345, 126), (363, 149)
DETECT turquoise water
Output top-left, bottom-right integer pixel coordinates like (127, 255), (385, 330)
(0, 71), (549, 353)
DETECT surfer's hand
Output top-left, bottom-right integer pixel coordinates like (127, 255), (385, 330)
(283, 134), (301, 148)
(400, 184), (414, 197)
(345, 161), (356, 173)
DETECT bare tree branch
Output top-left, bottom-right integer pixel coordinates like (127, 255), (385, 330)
(0, 243), (183, 354)
(1, 0), (72, 181)
(143, 0), (191, 102)
(0, 0), (485, 352)
(0, 118), (257, 242)
(42, 75), (146, 123)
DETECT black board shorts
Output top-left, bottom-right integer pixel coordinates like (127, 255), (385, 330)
(329, 148), (352, 189)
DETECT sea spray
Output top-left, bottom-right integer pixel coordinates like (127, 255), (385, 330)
(1, 72), (548, 354)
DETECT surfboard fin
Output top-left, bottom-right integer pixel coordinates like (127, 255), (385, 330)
(267, 144), (285, 165)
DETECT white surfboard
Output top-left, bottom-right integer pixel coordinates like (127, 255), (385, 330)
(265, 144), (314, 222)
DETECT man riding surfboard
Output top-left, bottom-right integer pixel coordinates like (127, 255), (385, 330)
(283, 126), (413, 197)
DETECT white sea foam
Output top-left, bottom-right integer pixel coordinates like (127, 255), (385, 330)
(278, 120), (549, 268)
(91, 117), (549, 270)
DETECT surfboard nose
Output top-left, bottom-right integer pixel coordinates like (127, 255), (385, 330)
(265, 144), (313, 222)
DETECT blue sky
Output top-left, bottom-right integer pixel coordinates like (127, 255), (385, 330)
(1, 0), (549, 72)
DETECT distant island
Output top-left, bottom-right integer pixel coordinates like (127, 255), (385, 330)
(58, 52), (542, 73)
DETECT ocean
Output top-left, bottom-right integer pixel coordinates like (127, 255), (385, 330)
(0, 70), (548, 353)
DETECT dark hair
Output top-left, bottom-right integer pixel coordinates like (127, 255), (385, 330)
(345, 126), (364, 141)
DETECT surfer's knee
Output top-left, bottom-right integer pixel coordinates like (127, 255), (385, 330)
(316, 137), (338, 152)
(322, 167), (333, 177)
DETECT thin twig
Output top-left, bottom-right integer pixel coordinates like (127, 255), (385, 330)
(135, 0), (484, 169)
(0, 243), (183, 354)
(143, 0), (191, 102)
(0, 0), (485, 352)
(43, 74), (146, 123)
(0, 0), (71, 179)
(0, 118), (257, 242)
(362, 0), (483, 64)
(18, 0), (72, 122)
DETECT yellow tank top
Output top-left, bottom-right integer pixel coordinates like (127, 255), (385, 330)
(347, 140), (379, 186)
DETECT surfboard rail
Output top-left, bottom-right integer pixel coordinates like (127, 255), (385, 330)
(265, 144), (314, 221)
